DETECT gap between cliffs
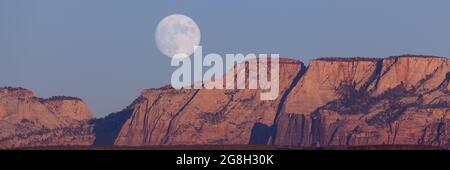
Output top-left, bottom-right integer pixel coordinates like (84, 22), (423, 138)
(248, 62), (307, 145)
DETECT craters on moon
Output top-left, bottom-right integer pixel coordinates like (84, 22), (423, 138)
(155, 14), (201, 59)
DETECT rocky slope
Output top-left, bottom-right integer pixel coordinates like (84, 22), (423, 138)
(0, 87), (94, 148)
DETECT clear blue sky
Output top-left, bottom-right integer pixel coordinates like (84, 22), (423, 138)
(1, 0), (450, 117)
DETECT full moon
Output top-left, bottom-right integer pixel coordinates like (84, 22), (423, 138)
(155, 14), (201, 59)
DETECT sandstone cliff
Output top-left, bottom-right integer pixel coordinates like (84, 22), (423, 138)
(115, 55), (449, 148)
(1, 55), (449, 149)
(115, 58), (304, 145)
(0, 87), (94, 148)
(277, 55), (449, 147)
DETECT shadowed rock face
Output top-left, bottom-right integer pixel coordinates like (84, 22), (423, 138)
(92, 108), (133, 146)
(0, 87), (94, 148)
(1, 55), (449, 149)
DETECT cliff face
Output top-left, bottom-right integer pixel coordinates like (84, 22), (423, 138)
(116, 55), (449, 148)
(276, 55), (449, 147)
(0, 87), (94, 148)
(284, 58), (380, 115)
(43, 98), (93, 121)
(115, 58), (304, 145)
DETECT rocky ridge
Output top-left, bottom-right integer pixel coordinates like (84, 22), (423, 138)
(1, 55), (449, 149)
(115, 55), (449, 148)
